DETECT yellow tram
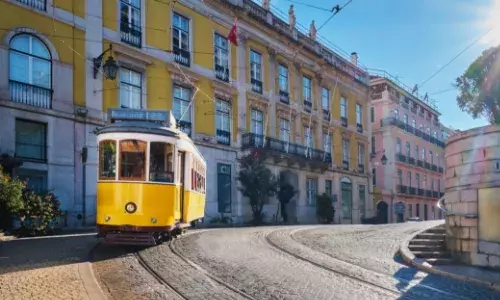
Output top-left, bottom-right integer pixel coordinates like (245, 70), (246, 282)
(95, 108), (206, 245)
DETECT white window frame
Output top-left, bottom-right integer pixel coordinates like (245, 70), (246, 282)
(340, 97), (347, 118)
(216, 99), (231, 132)
(342, 138), (349, 162)
(356, 104), (362, 124)
(406, 141), (411, 157)
(278, 64), (288, 92)
(173, 85), (192, 123)
(323, 132), (332, 154)
(393, 108), (399, 119)
(213, 32), (229, 79)
(250, 50), (262, 82)
(172, 12), (190, 51)
(304, 126), (314, 148)
(302, 76), (312, 102)
(358, 143), (365, 165)
(279, 118), (290, 142)
(306, 178), (317, 206)
(396, 138), (401, 154)
(251, 109), (264, 135)
(321, 88), (329, 110)
(119, 67), (142, 109)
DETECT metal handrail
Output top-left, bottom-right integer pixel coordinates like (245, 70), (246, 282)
(437, 196), (478, 218)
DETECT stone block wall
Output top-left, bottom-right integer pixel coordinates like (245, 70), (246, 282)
(444, 125), (500, 268)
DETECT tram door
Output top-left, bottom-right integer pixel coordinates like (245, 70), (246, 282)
(178, 151), (186, 222)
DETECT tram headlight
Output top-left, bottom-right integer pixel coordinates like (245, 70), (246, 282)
(151, 217), (157, 224)
(125, 202), (137, 214)
(105, 216), (111, 222)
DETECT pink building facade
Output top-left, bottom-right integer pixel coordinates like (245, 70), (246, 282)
(370, 76), (446, 223)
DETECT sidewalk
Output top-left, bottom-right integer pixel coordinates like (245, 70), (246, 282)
(0, 231), (106, 300)
(400, 226), (500, 291)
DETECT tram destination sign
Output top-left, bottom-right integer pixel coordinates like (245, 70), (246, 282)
(108, 108), (175, 125)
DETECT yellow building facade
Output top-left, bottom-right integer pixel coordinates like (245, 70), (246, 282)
(0, 0), (372, 225)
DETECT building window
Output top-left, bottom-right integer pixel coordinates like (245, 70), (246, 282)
(172, 12), (190, 66)
(397, 169), (402, 186)
(356, 104), (362, 125)
(426, 128), (431, 135)
(302, 76), (312, 103)
(321, 88), (330, 111)
(393, 108), (399, 119)
(99, 140), (117, 180)
(415, 145), (419, 160)
(251, 109), (264, 146)
(149, 142), (174, 183)
(15, 119), (47, 161)
(419, 124), (424, 132)
(250, 50), (262, 93)
(359, 185), (366, 220)
(119, 68), (142, 109)
(9, 34), (52, 109)
(403, 114), (408, 124)
(429, 150), (433, 164)
(340, 97), (347, 118)
(16, 0), (47, 11)
(431, 178), (435, 191)
(437, 179), (441, 192)
(371, 136), (376, 154)
(278, 64), (288, 92)
(306, 178), (317, 206)
(436, 153), (440, 167)
(412, 119), (416, 128)
(371, 107), (375, 123)
(416, 173), (420, 189)
(396, 138), (401, 154)
(304, 127), (314, 153)
(214, 33), (229, 82)
(406, 141), (411, 157)
(279, 118), (290, 142)
(408, 204), (413, 218)
(323, 133), (332, 154)
(341, 178), (352, 219)
(17, 169), (48, 192)
(217, 163), (232, 213)
(407, 171), (412, 186)
(358, 143), (365, 166)
(423, 175), (427, 189)
(173, 85), (192, 136)
(120, 0), (142, 47)
(416, 203), (420, 217)
(119, 139), (147, 181)
(342, 138), (349, 163)
(216, 99), (231, 145)
(325, 180), (332, 196)
(421, 147), (426, 161)
(372, 168), (377, 186)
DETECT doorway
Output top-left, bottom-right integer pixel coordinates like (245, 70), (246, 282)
(377, 201), (389, 224)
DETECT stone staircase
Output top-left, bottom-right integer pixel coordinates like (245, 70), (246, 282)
(409, 225), (453, 265)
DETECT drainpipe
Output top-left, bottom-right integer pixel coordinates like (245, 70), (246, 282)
(82, 146), (87, 227)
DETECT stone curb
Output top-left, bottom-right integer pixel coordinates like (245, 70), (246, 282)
(82, 242), (107, 300)
(398, 222), (500, 292)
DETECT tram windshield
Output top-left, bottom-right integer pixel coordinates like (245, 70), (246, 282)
(99, 140), (116, 180)
(119, 140), (147, 181)
(149, 142), (175, 183)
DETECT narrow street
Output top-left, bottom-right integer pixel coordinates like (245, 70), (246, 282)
(92, 221), (500, 300)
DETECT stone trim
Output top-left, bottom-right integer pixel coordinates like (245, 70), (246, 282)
(212, 80), (237, 103)
(167, 64), (200, 88)
(3, 27), (60, 60)
(113, 43), (153, 66)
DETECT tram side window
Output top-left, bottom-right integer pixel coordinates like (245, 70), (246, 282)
(191, 158), (206, 194)
(99, 140), (116, 180)
(150, 142), (174, 183)
(119, 140), (147, 181)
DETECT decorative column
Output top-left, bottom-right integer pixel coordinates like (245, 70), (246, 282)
(293, 62), (302, 143)
(236, 34), (248, 148)
(268, 48), (277, 138)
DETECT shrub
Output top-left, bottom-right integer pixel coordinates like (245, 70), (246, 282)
(16, 189), (62, 237)
(0, 166), (25, 230)
(316, 193), (335, 224)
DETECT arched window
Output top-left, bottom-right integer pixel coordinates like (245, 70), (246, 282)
(9, 34), (52, 108)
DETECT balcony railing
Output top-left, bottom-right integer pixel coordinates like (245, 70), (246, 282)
(173, 46), (191, 67)
(10, 80), (52, 109)
(216, 129), (230, 145)
(417, 159), (424, 168)
(176, 120), (192, 136)
(341, 117), (348, 127)
(356, 123), (363, 133)
(342, 160), (349, 170)
(120, 21), (142, 48)
(215, 64), (230, 82)
(431, 164), (438, 172)
(241, 133), (331, 165)
(358, 164), (365, 174)
(417, 188), (424, 196)
(16, 0), (46, 11)
(438, 167), (444, 174)
(424, 162), (431, 170)
(251, 78), (263, 94)
(408, 157), (416, 165)
(323, 109), (330, 121)
(397, 185), (408, 194)
(409, 187), (416, 195)
(303, 99), (312, 112)
(279, 90), (289, 104)
(396, 153), (407, 163)
(425, 190), (432, 198)
(380, 117), (445, 148)
(432, 191), (439, 198)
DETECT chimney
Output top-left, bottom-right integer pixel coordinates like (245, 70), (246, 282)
(351, 52), (358, 66)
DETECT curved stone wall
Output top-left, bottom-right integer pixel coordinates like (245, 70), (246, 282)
(445, 125), (500, 268)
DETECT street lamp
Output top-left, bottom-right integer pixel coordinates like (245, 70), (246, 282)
(93, 44), (119, 80)
(380, 153), (388, 165)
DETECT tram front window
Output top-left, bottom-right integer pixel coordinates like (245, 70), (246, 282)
(149, 142), (174, 183)
(119, 140), (147, 181)
(99, 140), (116, 180)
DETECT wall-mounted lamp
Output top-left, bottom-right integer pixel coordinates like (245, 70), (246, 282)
(76, 108), (88, 117)
(380, 153), (388, 165)
(93, 44), (119, 80)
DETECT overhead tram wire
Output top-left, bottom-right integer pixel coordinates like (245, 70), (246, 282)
(418, 26), (495, 89)
(283, 0), (334, 12)
(317, 0), (353, 33)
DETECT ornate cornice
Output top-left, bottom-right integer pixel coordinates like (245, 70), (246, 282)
(212, 80), (237, 103)
(167, 64), (199, 88)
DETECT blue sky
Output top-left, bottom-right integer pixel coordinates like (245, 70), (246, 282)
(264, 0), (500, 130)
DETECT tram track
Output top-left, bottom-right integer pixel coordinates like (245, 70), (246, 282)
(135, 230), (257, 300)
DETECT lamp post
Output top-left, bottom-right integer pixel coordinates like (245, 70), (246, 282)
(93, 44), (119, 80)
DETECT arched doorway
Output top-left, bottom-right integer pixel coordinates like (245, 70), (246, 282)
(376, 201), (389, 224)
(341, 177), (352, 223)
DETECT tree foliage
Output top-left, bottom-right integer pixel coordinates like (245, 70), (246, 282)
(237, 151), (278, 224)
(16, 189), (62, 237)
(316, 193), (335, 224)
(276, 181), (297, 223)
(455, 45), (500, 124)
(0, 166), (25, 228)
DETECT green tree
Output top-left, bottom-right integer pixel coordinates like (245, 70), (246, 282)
(237, 151), (278, 225)
(316, 193), (334, 224)
(276, 181), (297, 224)
(455, 45), (500, 124)
(0, 166), (25, 230)
(17, 189), (62, 237)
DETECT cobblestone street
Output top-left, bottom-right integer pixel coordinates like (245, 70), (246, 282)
(94, 221), (500, 300)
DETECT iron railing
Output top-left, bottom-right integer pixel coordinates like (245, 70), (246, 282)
(120, 21), (142, 48)
(380, 117), (445, 148)
(16, 0), (46, 11)
(10, 80), (52, 109)
(173, 47), (191, 67)
(216, 129), (230, 145)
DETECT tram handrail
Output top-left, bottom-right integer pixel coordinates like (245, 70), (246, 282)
(437, 196), (478, 218)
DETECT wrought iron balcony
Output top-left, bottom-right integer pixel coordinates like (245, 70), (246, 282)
(397, 185), (408, 194)
(215, 64), (230, 82)
(438, 167), (444, 174)
(411, 107), (417, 114)
(173, 46), (191, 67)
(216, 129), (230, 145)
(10, 80), (52, 109)
(176, 120), (192, 136)
(424, 162), (431, 170)
(251, 78), (263, 94)
(341, 117), (348, 127)
(396, 153), (407, 163)
(417, 188), (424, 196)
(417, 159), (424, 168)
(303, 99), (312, 112)
(16, 0), (46, 11)
(357, 123), (363, 133)
(409, 187), (416, 195)
(241, 133), (332, 166)
(380, 117), (445, 149)
(279, 90), (289, 104)
(342, 160), (349, 170)
(425, 190), (432, 198)
(432, 191), (439, 199)
(323, 109), (330, 121)
(358, 164), (365, 174)
(431, 164), (438, 172)
(408, 157), (416, 165)
(120, 21), (142, 48)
